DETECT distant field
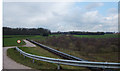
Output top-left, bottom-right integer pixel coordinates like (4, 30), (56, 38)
(73, 34), (119, 38)
(3, 34), (119, 47)
(49, 34), (62, 37)
(50, 34), (119, 38)
(27, 34), (119, 45)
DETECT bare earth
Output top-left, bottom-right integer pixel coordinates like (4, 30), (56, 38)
(3, 39), (36, 69)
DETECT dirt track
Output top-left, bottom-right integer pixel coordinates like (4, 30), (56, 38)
(3, 39), (36, 69)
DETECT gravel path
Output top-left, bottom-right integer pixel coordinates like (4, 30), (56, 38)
(22, 39), (36, 47)
(3, 39), (36, 69)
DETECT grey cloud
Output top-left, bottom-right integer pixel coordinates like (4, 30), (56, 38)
(85, 3), (104, 10)
(108, 8), (118, 14)
(3, 2), (118, 32)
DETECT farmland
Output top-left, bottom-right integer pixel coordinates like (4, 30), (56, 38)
(4, 34), (118, 47)
(30, 34), (119, 63)
(4, 34), (119, 69)
(73, 34), (119, 38)
(3, 35), (26, 47)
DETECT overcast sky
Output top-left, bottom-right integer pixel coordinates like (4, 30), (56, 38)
(3, 2), (118, 32)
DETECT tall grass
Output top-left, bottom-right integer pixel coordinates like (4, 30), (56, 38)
(32, 35), (119, 62)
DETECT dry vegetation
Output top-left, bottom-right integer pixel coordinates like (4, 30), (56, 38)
(34, 35), (119, 62)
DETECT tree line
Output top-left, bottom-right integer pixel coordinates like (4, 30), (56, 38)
(3, 27), (51, 36)
(52, 31), (105, 35)
(4, 27), (115, 36)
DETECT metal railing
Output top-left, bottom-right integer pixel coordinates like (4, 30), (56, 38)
(26, 39), (85, 61)
(16, 47), (120, 69)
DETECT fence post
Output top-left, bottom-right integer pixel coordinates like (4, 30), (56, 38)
(33, 57), (34, 63)
(24, 55), (25, 58)
(57, 59), (60, 70)
(20, 52), (21, 55)
(57, 64), (60, 70)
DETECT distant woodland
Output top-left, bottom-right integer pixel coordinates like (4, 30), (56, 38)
(3, 27), (114, 36)
(3, 27), (51, 36)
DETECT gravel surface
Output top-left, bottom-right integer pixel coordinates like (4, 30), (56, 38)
(22, 39), (36, 47)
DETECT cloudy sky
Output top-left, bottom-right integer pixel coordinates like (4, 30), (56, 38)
(3, 2), (118, 32)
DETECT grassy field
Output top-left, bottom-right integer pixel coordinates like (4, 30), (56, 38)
(7, 48), (89, 70)
(5, 34), (119, 70)
(3, 37), (25, 47)
(3, 35), (44, 47)
(49, 34), (119, 38)
(46, 45), (119, 62)
(30, 34), (119, 63)
(3, 34), (119, 47)
(73, 34), (119, 38)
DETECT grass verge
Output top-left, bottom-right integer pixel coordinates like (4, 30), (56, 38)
(19, 47), (62, 59)
(45, 45), (120, 63)
(7, 48), (89, 70)
(7, 48), (58, 69)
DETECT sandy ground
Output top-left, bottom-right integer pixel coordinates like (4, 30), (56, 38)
(3, 39), (36, 69)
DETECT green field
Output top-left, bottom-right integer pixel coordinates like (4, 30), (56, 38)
(50, 34), (119, 38)
(3, 35), (46, 47)
(5, 34), (119, 70)
(3, 34), (119, 47)
(73, 34), (119, 38)
(29, 34), (119, 63)
(3, 37), (25, 47)
(3, 35), (32, 47)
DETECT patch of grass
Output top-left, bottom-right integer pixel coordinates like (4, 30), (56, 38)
(49, 34), (63, 37)
(19, 47), (62, 58)
(7, 48), (89, 70)
(3, 35), (45, 47)
(3, 38), (25, 47)
(28, 35), (47, 41)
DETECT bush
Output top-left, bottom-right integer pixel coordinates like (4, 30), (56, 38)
(35, 35), (119, 54)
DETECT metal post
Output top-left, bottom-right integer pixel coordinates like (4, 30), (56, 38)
(57, 64), (60, 70)
(33, 57), (34, 63)
(20, 52), (21, 55)
(57, 59), (60, 70)
(24, 55), (25, 58)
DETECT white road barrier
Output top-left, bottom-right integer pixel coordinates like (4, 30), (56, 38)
(16, 47), (120, 69)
